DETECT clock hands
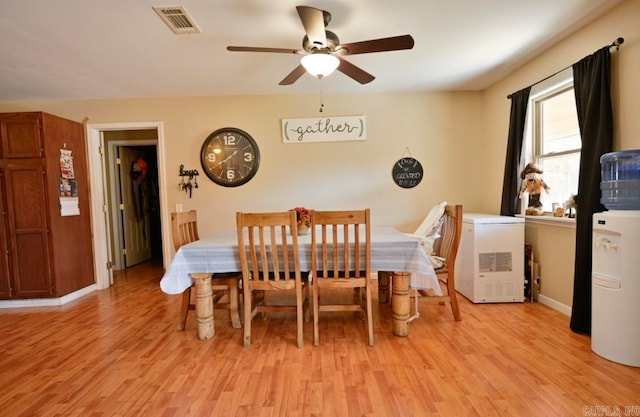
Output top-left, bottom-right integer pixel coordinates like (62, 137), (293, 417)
(211, 148), (240, 169)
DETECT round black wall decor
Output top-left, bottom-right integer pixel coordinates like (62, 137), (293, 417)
(392, 157), (423, 188)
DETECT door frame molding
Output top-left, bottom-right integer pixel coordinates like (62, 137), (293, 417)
(86, 121), (170, 290)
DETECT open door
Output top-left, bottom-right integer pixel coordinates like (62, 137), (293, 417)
(118, 146), (152, 267)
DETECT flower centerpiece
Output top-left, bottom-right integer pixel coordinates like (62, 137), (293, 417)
(293, 207), (311, 235)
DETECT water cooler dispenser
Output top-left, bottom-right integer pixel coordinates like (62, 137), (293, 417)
(591, 150), (640, 367)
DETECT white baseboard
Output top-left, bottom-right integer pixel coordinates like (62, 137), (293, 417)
(0, 284), (97, 308)
(538, 294), (572, 316)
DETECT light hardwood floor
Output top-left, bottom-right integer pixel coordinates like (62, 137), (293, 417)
(1, 260), (638, 417)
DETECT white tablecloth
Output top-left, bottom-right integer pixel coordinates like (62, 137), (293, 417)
(160, 226), (441, 295)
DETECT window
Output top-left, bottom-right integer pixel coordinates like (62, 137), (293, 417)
(524, 72), (581, 214)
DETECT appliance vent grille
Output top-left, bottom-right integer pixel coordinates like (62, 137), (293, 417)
(153, 6), (200, 34)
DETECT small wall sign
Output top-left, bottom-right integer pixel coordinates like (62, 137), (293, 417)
(281, 116), (366, 143)
(392, 157), (423, 188)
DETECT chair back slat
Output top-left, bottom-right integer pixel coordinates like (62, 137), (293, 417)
(236, 211), (300, 283)
(312, 209), (370, 279)
(433, 205), (463, 271)
(171, 210), (199, 251)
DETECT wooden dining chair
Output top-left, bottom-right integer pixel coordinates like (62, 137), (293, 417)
(311, 209), (374, 347)
(171, 210), (242, 330)
(414, 204), (463, 321)
(236, 210), (309, 348)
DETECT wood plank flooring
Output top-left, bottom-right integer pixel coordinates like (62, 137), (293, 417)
(1, 260), (639, 417)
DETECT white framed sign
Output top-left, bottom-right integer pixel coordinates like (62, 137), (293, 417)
(281, 116), (366, 143)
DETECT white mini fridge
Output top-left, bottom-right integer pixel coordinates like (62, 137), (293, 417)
(455, 213), (524, 303)
(592, 210), (640, 367)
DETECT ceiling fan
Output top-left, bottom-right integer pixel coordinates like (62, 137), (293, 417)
(226, 5), (415, 85)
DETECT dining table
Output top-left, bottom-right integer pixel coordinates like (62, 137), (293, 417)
(160, 226), (440, 340)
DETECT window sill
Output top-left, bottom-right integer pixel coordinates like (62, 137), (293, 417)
(515, 214), (576, 229)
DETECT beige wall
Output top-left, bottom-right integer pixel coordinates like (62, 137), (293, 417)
(482, 0), (640, 308)
(0, 92), (485, 241)
(523, 222), (576, 309)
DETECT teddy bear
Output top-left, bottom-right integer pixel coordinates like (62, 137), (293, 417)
(519, 162), (550, 215)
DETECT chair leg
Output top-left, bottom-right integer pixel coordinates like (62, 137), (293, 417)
(303, 281), (311, 322)
(296, 282), (304, 349)
(366, 284), (374, 347)
(446, 276), (462, 321)
(313, 278), (320, 347)
(178, 287), (192, 331)
(243, 283), (252, 347)
(407, 289), (421, 323)
(227, 278), (242, 329)
(378, 271), (392, 305)
(354, 287), (365, 320)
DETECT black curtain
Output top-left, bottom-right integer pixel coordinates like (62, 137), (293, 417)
(570, 47), (613, 334)
(500, 87), (531, 216)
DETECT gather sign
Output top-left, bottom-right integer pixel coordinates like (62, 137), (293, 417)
(281, 116), (367, 143)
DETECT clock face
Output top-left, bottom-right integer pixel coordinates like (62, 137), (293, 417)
(392, 157), (423, 188)
(200, 127), (260, 187)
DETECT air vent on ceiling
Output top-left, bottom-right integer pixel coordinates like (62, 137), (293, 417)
(153, 6), (200, 34)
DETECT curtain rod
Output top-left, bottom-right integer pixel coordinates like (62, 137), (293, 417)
(507, 37), (624, 99)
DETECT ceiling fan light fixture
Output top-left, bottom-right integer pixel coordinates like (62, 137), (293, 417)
(300, 53), (340, 78)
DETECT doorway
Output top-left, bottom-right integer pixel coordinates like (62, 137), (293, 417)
(104, 136), (162, 270)
(86, 122), (170, 290)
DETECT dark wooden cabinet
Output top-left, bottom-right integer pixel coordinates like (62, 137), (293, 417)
(3, 158), (52, 297)
(0, 112), (95, 299)
(0, 113), (43, 158)
(0, 175), (9, 298)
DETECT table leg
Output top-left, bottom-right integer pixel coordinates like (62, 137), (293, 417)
(378, 271), (390, 304)
(228, 278), (242, 329)
(191, 273), (215, 340)
(391, 271), (410, 336)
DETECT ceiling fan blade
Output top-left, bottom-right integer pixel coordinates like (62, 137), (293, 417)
(296, 6), (327, 48)
(337, 58), (375, 84)
(279, 64), (307, 85)
(227, 46), (302, 54)
(338, 35), (415, 55)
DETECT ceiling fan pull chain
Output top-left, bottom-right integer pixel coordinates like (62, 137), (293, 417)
(319, 89), (324, 113)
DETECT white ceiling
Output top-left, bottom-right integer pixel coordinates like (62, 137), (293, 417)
(0, 0), (622, 101)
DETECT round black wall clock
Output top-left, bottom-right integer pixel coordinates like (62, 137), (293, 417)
(200, 127), (260, 187)
(392, 157), (423, 188)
